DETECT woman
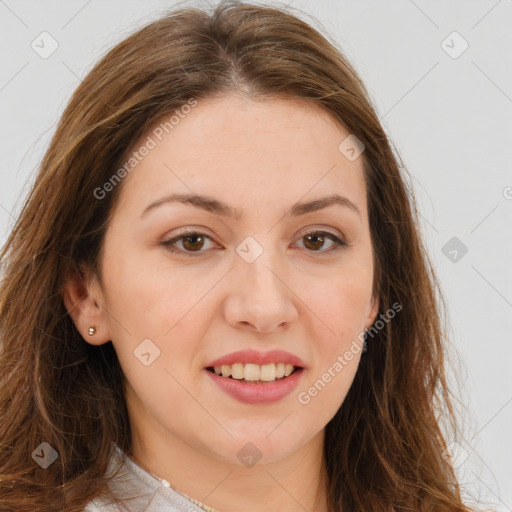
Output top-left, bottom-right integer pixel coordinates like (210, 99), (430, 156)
(0, 1), (477, 511)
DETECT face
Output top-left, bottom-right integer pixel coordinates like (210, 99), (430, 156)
(66, 93), (379, 468)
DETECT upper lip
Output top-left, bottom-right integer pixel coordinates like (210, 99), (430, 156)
(206, 350), (305, 368)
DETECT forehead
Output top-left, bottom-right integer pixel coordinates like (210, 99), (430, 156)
(115, 94), (368, 221)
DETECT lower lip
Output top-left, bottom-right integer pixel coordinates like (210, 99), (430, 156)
(205, 368), (304, 404)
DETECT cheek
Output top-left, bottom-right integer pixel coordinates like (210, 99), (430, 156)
(102, 250), (216, 374)
(102, 245), (193, 328)
(294, 259), (372, 404)
(296, 275), (367, 418)
(301, 263), (373, 336)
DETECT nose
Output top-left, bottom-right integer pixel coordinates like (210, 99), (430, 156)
(223, 243), (299, 333)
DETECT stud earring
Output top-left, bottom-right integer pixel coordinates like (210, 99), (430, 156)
(88, 325), (97, 336)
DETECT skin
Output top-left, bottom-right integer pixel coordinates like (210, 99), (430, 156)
(64, 93), (379, 512)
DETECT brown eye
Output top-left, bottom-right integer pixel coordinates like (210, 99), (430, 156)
(161, 229), (348, 257)
(161, 231), (215, 256)
(181, 234), (205, 251)
(303, 233), (325, 251)
(298, 231), (347, 253)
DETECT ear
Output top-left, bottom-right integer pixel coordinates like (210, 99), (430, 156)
(62, 268), (111, 346)
(364, 295), (379, 331)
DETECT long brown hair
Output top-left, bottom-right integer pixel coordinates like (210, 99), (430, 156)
(0, 1), (477, 510)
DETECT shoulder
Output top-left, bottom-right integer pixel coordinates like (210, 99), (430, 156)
(84, 494), (206, 512)
(83, 496), (124, 512)
(83, 501), (101, 512)
(83, 443), (207, 512)
(83, 498), (109, 511)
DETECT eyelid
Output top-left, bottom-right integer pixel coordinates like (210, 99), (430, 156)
(296, 225), (346, 241)
(160, 226), (350, 256)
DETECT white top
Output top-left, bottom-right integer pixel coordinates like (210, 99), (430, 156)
(84, 443), (215, 512)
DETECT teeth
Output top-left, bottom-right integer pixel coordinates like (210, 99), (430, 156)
(212, 363), (297, 381)
(231, 363), (244, 379)
(244, 363), (261, 381)
(259, 363), (275, 382)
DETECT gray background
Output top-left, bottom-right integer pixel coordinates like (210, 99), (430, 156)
(0, 0), (510, 509)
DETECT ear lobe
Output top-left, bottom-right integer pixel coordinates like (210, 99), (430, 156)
(62, 271), (110, 345)
(365, 295), (380, 330)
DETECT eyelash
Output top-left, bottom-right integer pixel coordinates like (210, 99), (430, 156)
(160, 229), (349, 257)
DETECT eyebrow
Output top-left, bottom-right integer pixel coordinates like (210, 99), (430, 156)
(140, 192), (361, 220)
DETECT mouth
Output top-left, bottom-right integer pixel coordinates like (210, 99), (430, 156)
(205, 363), (302, 384)
(204, 362), (305, 403)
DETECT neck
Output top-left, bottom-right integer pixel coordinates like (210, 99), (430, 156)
(129, 428), (329, 512)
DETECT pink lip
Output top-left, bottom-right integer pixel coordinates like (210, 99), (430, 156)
(205, 349), (305, 369)
(205, 367), (304, 404)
